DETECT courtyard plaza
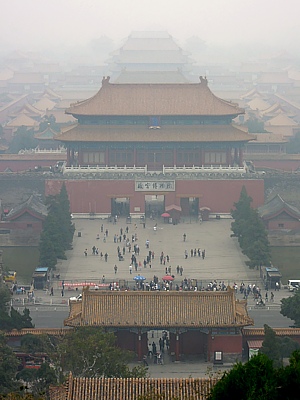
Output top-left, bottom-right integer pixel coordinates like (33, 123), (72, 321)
(54, 217), (260, 293)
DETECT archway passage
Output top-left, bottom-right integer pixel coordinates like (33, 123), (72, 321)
(145, 195), (165, 219)
(180, 197), (199, 217)
(111, 197), (130, 217)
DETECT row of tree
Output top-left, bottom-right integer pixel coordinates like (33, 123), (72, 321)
(39, 184), (75, 269)
(0, 287), (33, 331)
(231, 186), (271, 268)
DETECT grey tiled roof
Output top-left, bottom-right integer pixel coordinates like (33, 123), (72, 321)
(258, 194), (300, 219)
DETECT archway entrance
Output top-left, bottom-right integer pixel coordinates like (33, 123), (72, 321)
(111, 197), (130, 217)
(180, 197), (199, 217)
(145, 195), (165, 219)
(147, 329), (170, 364)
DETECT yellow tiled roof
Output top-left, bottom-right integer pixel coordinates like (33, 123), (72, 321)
(66, 79), (244, 117)
(57, 124), (254, 143)
(243, 328), (300, 336)
(65, 289), (253, 328)
(5, 328), (70, 337)
(49, 375), (218, 400)
(6, 114), (38, 127)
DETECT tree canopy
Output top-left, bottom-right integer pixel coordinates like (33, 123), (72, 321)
(231, 186), (271, 268)
(259, 324), (300, 368)
(58, 327), (147, 379)
(281, 290), (300, 327)
(37, 115), (60, 134)
(286, 130), (300, 154)
(245, 117), (267, 133)
(208, 350), (300, 400)
(0, 286), (33, 331)
(39, 183), (75, 269)
(8, 127), (38, 154)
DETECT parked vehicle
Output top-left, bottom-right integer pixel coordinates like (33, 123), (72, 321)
(288, 280), (300, 292)
(4, 271), (17, 283)
(69, 293), (82, 301)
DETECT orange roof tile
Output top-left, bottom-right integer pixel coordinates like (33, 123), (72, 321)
(49, 374), (218, 400)
(65, 288), (253, 328)
(265, 113), (298, 126)
(5, 328), (70, 337)
(57, 124), (254, 143)
(6, 114), (38, 127)
(66, 78), (244, 117)
(243, 327), (300, 336)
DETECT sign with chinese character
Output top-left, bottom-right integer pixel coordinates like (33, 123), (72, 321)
(135, 180), (175, 192)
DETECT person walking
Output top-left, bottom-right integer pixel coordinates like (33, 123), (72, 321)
(183, 233), (186, 242)
(129, 264), (132, 274)
(114, 265), (118, 274)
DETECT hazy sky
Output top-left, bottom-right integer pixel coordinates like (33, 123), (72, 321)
(1, 0), (299, 51)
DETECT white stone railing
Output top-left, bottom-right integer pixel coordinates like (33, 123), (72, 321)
(163, 165), (246, 174)
(18, 147), (67, 154)
(63, 165), (148, 174)
(62, 164), (247, 175)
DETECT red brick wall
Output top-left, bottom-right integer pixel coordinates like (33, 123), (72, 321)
(209, 334), (243, 355)
(45, 179), (264, 214)
(268, 220), (300, 230)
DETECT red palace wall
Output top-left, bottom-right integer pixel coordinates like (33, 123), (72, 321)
(208, 334), (243, 360)
(45, 179), (264, 215)
(268, 219), (300, 231)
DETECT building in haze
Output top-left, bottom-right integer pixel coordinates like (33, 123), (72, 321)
(48, 76), (264, 218)
(106, 31), (195, 83)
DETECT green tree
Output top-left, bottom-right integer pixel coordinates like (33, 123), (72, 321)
(231, 186), (253, 239)
(260, 324), (282, 368)
(245, 117), (267, 133)
(57, 183), (75, 250)
(0, 333), (19, 394)
(8, 127), (38, 154)
(231, 187), (271, 269)
(10, 307), (34, 330)
(280, 290), (300, 327)
(58, 327), (148, 378)
(16, 362), (57, 398)
(39, 184), (74, 268)
(207, 353), (278, 400)
(277, 350), (300, 399)
(38, 115), (60, 133)
(20, 334), (46, 354)
(286, 130), (300, 154)
(0, 287), (33, 331)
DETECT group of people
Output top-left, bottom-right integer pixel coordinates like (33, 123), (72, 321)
(145, 331), (170, 365)
(81, 219), (210, 291)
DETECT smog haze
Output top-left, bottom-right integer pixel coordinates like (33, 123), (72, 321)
(1, 0), (300, 56)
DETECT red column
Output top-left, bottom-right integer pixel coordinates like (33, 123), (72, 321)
(239, 148), (244, 167)
(173, 148), (177, 166)
(137, 330), (142, 361)
(226, 148), (231, 166)
(175, 331), (180, 361)
(67, 147), (71, 167)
